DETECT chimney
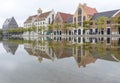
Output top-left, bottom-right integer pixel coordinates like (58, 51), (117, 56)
(37, 8), (42, 15)
(83, 3), (87, 6)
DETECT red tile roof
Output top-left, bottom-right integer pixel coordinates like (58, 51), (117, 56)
(24, 11), (51, 23)
(35, 11), (51, 21)
(83, 4), (97, 16)
(24, 15), (37, 23)
(58, 12), (73, 22)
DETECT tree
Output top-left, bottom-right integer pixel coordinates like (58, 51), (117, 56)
(83, 21), (90, 29)
(72, 23), (78, 28)
(0, 29), (2, 35)
(96, 16), (107, 34)
(48, 24), (54, 32)
(111, 16), (120, 27)
(31, 26), (36, 31)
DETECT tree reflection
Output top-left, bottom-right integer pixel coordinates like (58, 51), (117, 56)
(3, 37), (120, 68)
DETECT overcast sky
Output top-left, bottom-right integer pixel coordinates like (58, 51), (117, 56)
(0, 0), (120, 28)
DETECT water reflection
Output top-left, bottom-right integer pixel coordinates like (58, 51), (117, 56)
(2, 39), (19, 55)
(2, 37), (120, 68)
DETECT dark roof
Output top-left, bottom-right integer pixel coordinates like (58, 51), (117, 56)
(67, 17), (73, 23)
(2, 17), (18, 30)
(91, 9), (120, 20)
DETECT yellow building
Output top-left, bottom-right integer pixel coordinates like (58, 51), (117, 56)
(73, 3), (97, 27)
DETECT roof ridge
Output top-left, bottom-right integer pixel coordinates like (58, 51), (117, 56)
(95, 9), (120, 14)
(58, 12), (73, 15)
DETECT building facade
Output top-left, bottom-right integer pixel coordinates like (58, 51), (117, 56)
(24, 8), (55, 35)
(73, 3), (97, 27)
(53, 12), (73, 35)
(90, 9), (120, 35)
(2, 17), (18, 36)
(73, 3), (97, 35)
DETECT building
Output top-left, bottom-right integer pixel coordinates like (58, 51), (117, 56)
(73, 3), (97, 35)
(53, 12), (73, 35)
(24, 8), (55, 35)
(73, 3), (97, 26)
(2, 17), (18, 37)
(90, 9), (120, 35)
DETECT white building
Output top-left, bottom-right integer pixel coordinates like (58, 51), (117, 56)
(24, 8), (55, 35)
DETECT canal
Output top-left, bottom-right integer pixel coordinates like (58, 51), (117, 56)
(0, 37), (120, 83)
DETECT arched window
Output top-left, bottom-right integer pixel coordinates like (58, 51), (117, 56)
(78, 29), (81, 35)
(78, 8), (82, 15)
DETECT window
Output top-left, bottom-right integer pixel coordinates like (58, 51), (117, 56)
(78, 22), (82, 26)
(52, 14), (54, 21)
(78, 16), (82, 22)
(83, 16), (86, 21)
(48, 18), (51, 24)
(78, 8), (82, 15)
(107, 20), (110, 24)
(74, 17), (76, 23)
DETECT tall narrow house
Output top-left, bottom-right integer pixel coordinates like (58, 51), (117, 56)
(73, 3), (97, 27)
(2, 17), (18, 36)
(53, 12), (73, 35)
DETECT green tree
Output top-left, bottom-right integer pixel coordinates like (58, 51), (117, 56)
(83, 21), (90, 29)
(48, 24), (54, 32)
(0, 29), (2, 35)
(111, 16), (120, 27)
(31, 26), (36, 31)
(96, 16), (107, 34)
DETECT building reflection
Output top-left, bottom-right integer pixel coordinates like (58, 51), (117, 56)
(4, 37), (120, 68)
(2, 39), (19, 55)
(23, 37), (120, 68)
(24, 40), (56, 62)
(73, 45), (96, 68)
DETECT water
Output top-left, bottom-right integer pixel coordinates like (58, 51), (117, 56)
(0, 37), (120, 83)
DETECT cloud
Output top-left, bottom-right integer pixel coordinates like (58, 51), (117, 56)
(0, 0), (120, 28)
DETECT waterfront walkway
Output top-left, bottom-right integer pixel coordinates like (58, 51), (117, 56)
(39, 34), (120, 38)
(12, 34), (120, 38)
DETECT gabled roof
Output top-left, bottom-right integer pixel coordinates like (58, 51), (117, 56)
(58, 12), (73, 23)
(3, 18), (11, 25)
(83, 5), (97, 16)
(77, 3), (97, 17)
(2, 17), (18, 30)
(91, 9), (120, 20)
(3, 17), (17, 26)
(35, 11), (51, 21)
(24, 11), (52, 23)
(24, 15), (37, 24)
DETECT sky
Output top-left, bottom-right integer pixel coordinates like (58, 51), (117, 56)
(0, 0), (120, 28)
